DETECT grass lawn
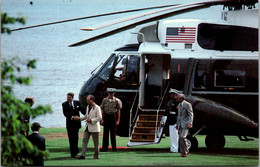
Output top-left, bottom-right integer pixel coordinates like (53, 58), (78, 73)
(40, 127), (259, 166)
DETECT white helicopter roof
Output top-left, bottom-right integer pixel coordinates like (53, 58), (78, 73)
(221, 8), (258, 28)
(138, 42), (170, 55)
(125, 7), (258, 60)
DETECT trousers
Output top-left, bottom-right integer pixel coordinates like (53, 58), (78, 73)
(178, 128), (190, 155)
(169, 124), (179, 152)
(67, 128), (79, 157)
(102, 113), (116, 150)
(81, 130), (99, 159)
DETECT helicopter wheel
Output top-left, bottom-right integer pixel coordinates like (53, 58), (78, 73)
(187, 134), (198, 152)
(205, 133), (226, 149)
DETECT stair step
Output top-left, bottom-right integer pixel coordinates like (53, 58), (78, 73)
(132, 133), (155, 136)
(138, 116), (163, 121)
(134, 127), (156, 133)
(137, 120), (159, 123)
(132, 132), (155, 140)
(139, 114), (163, 117)
(130, 139), (154, 142)
(135, 127), (155, 129)
(136, 120), (160, 127)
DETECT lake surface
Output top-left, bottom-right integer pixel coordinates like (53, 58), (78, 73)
(1, 0), (224, 127)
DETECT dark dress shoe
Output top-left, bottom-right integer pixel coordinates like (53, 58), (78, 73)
(112, 149), (117, 152)
(77, 156), (85, 159)
(71, 155), (78, 158)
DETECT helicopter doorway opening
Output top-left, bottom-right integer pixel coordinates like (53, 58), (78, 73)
(139, 54), (171, 109)
(128, 53), (171, 147)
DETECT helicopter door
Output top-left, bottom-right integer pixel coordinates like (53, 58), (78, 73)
(144, 54), (171, 108)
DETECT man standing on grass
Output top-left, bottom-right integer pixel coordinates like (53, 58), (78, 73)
(176, 94), (193, 157)
(74, 95), (102, 159)
(100, 88), (121, 152)
(166, 88), (179, 153)
(62, 92), (85, 158)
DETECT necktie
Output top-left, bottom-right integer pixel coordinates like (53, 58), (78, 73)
(70, 102), (74, 109)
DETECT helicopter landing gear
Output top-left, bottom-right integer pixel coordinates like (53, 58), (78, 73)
(187, 134), (198, 152)
(205, 133), (226, 149)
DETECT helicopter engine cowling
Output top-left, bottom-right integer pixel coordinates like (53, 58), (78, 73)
(186, 95), (258, 138)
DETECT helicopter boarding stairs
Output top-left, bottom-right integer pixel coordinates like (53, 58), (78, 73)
(127, 85), (169, 147)
(127, 110), (167, 147)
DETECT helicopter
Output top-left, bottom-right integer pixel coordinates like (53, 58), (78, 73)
(12, 0), (258, 151)
(74, 0), (259, 150)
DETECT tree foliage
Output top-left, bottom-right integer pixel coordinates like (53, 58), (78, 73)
(1, 13), (53, 166)
(1, 13), (25, 34)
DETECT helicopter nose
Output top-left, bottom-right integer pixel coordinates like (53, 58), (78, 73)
(79, 94), (88, 107)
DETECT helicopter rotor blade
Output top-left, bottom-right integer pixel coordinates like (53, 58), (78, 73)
(10, 4), (179, 32)
(80, 10), (162, 31)
(80, 5), (185, 31)
(81, 0), (246, 31)
(69, 4), (208, 47)
(69, 0), (232, 47)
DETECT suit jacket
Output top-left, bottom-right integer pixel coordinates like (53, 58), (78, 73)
(80, 103), (102, 133)
(177, 100), (193, 129)
(62, 100), (85, 129)
(166, 99), (179, 125)
(27, 133), (46, 166)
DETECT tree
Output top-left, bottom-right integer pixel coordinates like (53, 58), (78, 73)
(1, 13), (25, 34)
(1, 13), (53, 166)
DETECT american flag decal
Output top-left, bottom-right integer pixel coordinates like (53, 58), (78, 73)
(166, 27), (196, 43)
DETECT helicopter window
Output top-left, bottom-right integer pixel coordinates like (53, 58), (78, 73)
(194, 64), (207, 89)
(127, 55), (139, 82)
(98, 54), (116, 81)
(214, 70), (246, 88)
(197, 23), (258, 51)
(112, 54), (139, 82)
(113, 55), (127, 80)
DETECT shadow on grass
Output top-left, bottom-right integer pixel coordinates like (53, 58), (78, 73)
(48, 156), (72, 160)
(195, 147), (259, 156)
(103, 147), (259, 157)
(48, 147), (70, 153)
(48, 147), (258, 156)
(47, 147), (258, 161)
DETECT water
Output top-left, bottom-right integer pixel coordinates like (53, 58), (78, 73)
(1, 0), (224, 127)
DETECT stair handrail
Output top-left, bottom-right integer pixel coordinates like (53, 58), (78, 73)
(129, 82), (141, 139)
(154, 82), (170, 139)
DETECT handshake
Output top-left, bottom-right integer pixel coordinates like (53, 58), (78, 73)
(72, 116), (80, 120)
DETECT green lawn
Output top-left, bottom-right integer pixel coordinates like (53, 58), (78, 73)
(41, 128), (259, 166)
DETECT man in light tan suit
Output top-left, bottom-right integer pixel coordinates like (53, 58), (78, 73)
(73, 95), (102, 159)
(176, 94), (193, 157)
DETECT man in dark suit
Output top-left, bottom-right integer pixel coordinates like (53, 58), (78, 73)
(27, 122), (45, 166)
(20, 97), (35, 136)
(62, 92), (85, 158)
